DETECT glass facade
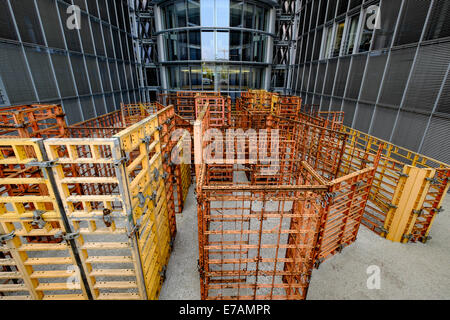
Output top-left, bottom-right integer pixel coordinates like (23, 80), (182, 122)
(158, 0), (274, 96)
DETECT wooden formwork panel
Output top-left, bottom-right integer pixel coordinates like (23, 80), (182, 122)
(195, 96), (228, 128)
(0, 139), (89, 300)
(340, 126), (449, 242)
(157, 106), (177, 238)
(43, 138), (145, 300)
(115, 114), (172, 300)
(0, 104), (67, 138)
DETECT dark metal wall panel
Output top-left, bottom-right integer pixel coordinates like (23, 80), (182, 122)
(354, 103), (373, 132)
(50, 51), (77, 98)
(93, 95), (107, 116)
(360, 52), (388, 103)
(395, 0), (431, 46)
(425, 0), (450, 40)
(70, 54), (90, 95)
(403, 42), (450, 113)
(79, 96), (96, 120)
(331, 98), (342, 111)
(10, 0), (45, 45)
(421, 116), (450, 164)
(309, 62), (317, 91)
(37, 0), (65, 49)
(86, 56), (102, 94)
(371, 106), (398, 141)
(0, 0), (18, 41)
(302, 64), (310, 91)
(24, 46), (59, 101)
(62, 98), (82, 124)
(323, 58), (337, 95)
(379, 47), (415, 106)
(0, 42), (36, 104)
(392, 110), (429, 151)
(342, 99), (356, 126)
(345, 54), (367, 99)
(105, 93), (116, 112)
(436, 73), (450, 115)
(315, 61), (326, 94)
(334, 57), (350, 97)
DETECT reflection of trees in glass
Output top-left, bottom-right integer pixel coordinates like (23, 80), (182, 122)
(332, 21), (345, 57)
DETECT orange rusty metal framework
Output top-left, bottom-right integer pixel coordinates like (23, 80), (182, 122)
(0, 104), (68, 138)
(193, 101), (379, 300)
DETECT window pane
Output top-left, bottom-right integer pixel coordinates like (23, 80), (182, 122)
(191, 66), (202, 89)
(175, 1), (187, 27)
(188, 0), (200, 26)
(244, 3), (254, 28)
(216, 0), (230, 27)
(230, 31), (242, 61)
(202, 64), (215, 89)
(216, 31), (229, 60)
(359, 11), (374, 52)
(201, 31), (215, 60)
(324, 27), (333, 58)
(180, 66), (190, 89)
(242, 32), (252, 61)
(230, 0), (243, 27)
(332, 21), (345, 57)
(201, 0), (214, 26)
(229, 66), (240, 89)
(179, 31), (188, 60)
(343, 16), (359, 55)
(189, 31), (201, 60)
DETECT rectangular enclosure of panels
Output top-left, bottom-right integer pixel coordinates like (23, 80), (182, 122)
(0, 104), (191, 300)
(194, 92), (378, 300)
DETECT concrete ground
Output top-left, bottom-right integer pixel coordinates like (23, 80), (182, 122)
(159, 186), (450, 300)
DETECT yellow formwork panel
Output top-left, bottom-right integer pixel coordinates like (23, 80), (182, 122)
(115, 114), (171, 300)
(43, 138), (147, 300)
(0, 138), (90, 300)
(339, 125), (450, 243)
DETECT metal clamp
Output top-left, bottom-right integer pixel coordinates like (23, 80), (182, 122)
(425, 177), (440, 185)
(314, 257), (324, 269)
(153, 168), (160, 181)
(402, 234), (413, 241)
(127, 222), (141, 238)
(55, 231), (80, 241)
(103, 209), (113, 227)
(399, 172), (409, 178)
(0, 231), (15, 243)
(137, 191), (158, 208)
(422, 235), (432, 243)
(157, 125), (163, 131)
(165, 118), (173, 125)
(113, 154), (129, 167)
(413, 209), (423, 216)
(31, 210), (46, 229)
(375, 226), (389, 235)
(160, 265), (167, 283)
(431, 207), (444, 214)
(26, 160), (56, 168)
(388, 203), (398, 209)
(142, 136), (152, 145)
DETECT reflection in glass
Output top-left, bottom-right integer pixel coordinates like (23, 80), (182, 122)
(324, 27), (333, 59)
(188, 0), (200, 26)
(230, 0), (243, 27)
(202, 64), (215, 89)
(175, 1), (187, 27)
(179, 31), (188, 60)
(217, 65), (229, 90)
(343, 15), (359, 55)
(200, 0), (214, 26)
(191, 66), (202, 89)
(180, 66), (190, 89)
(169, 66), (180, 88)
(216, 32), (229, 60)
(201, 31), (214, 60)
(229, 66), (240, 90)
(189, 31), (201, 60)
(216, 0), (230, 27)
(332, 21), (345, 57)
(359, 12), (373, 52)
(242, 32), (252, 61)
(244, 3), (253, 29)
(230, 31), (242, 61)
